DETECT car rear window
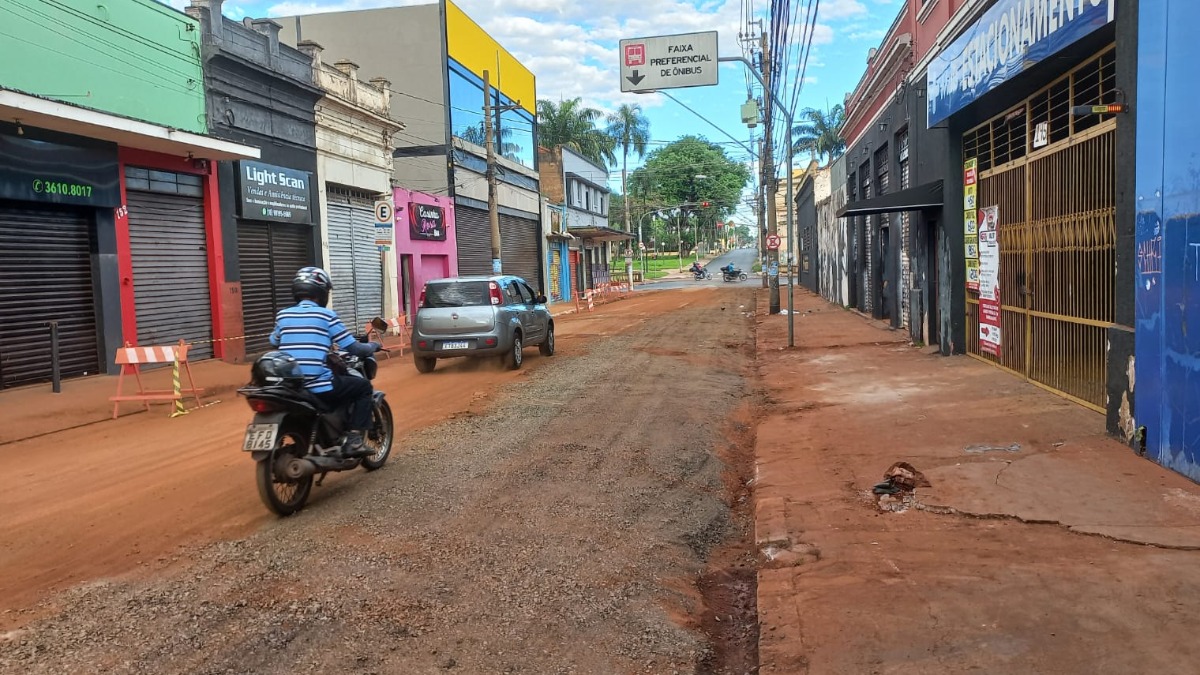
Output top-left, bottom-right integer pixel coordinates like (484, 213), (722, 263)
(423, 281), (491, 308)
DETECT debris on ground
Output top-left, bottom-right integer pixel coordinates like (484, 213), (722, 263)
(872, 461), (932, 496)
(965, 443), (1022, 454)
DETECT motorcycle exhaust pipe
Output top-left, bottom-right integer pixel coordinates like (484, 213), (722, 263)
(283, 457), (317, 480)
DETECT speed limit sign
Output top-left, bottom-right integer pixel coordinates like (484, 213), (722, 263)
(766, 234), (781, 250)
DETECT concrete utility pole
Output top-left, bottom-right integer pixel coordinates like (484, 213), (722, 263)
(482, 70), (524, 275)
(760, 33), (780, 315)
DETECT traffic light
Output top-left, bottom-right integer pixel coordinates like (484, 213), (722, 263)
(700, 201), (711, 208)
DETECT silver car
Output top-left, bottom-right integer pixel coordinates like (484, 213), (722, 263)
(411, 275), (555, 373)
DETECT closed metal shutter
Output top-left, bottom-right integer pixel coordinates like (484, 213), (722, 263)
(126, 180), (213, 359)
(499, 213), (541, 290)
(456, 206), (492, 276)
(327, 190), (383, 332)
(239, 222), (314, 355)
(0, 202), (99, 388)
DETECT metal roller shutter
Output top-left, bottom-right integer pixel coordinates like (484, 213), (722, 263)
(326, 189), (384, 332)
(0, 203), (99, 388)
(126, 188), (213, 359)
(455, 206), (492, 276)
(499, 213), (541, 291)
(239, 222), (314, 355)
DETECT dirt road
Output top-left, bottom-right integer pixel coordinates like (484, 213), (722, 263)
(0, 287), (760, 674)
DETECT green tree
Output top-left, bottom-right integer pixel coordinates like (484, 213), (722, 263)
(456, 121), (521, 160)
(605, 103), (651, 233)
(536, 98), (615, 167)
(791, 105), (846, 164)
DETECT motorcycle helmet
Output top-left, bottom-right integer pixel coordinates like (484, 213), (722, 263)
(291, 266), (333, 307)
(250, 351), (306, 387)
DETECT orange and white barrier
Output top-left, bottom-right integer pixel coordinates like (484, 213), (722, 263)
(365, 316), (409, 358)
(110, 340), (204, 419)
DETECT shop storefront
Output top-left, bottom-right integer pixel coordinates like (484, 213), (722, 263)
(0, 125), (121, 388)
(927, 0), (1129, 415)
(394, 188), (458, 321)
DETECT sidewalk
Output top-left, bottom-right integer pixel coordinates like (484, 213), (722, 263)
(752, 289), (1200, 673)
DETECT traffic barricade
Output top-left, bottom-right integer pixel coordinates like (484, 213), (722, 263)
(109, 340), (205, 419)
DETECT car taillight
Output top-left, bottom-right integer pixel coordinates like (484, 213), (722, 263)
(248, 399), (278, 413)
(418, 288), (426, 307)
(488, 281), (503, 306)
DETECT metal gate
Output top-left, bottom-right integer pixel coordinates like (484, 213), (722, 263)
(0, 203), (99, 387)
(327, 190), (383, 332)
(125, 168), (213, 359)
(499, 213), (540, 289)
(239, 222), (314, 355)
(455, 206), (492, 276)
(964, 47), (1116, 411)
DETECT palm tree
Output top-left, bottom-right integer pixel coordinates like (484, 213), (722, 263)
(792, 105), (847, 164)
(605, 103), (651, 233)
(456, 120), (521, 158)
(536, 98), (615, 167)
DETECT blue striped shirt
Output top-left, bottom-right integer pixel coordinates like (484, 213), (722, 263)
(268, 300), (358, 393)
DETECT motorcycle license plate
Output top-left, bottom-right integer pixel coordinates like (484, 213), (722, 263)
(441, 341), (469, 350)
(242, 423), (279, 451)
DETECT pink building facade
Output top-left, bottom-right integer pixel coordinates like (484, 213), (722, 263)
(393, 187), (458, 321)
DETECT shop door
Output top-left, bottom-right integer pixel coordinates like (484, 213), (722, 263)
(499, 213), (541, 290)
(549, 248), (563, 301)
(968, 120), (1115, 411)
(0, 202), (100, 387)
(327, 191), (383, 333)
(239, 223), (314, 355)
(456, 206), (492, 276)
(125, 168), (213, 359)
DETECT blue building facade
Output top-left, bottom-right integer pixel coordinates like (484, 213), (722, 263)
(1135, 0), (1200, 479)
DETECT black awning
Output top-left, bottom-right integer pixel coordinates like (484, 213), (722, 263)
(836, 180), (944, 218)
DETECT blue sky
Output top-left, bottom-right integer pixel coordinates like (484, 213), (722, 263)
(177, 0), (899, 224)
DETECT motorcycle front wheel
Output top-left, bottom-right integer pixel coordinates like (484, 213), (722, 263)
(256, 428), (313, 516)
(739, 273), (748, 281)
(361, 398), (395, 471)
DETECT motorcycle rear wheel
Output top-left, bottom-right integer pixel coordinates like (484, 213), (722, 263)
(256, 428), (313, 516)
(361, 398), (395, 471)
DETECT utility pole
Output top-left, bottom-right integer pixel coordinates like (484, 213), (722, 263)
(483, 70), (523, 275)
(760, 33), (780, 314)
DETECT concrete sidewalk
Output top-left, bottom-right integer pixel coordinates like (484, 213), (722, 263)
(752, 289), (1200, 673)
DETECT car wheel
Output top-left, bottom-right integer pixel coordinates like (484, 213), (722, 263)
(504, 333), (524, 370)
(414, 355), (436, 373)
(539, 324), (555, 356)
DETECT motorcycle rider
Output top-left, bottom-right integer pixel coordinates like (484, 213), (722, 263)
(269, 267), (381, 457)
(722, 263), (738, 276)
(690, 261), (705, 277)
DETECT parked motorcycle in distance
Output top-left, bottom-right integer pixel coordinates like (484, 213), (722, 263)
(237, 317), (395, 516)
(722, 268), (749, 282)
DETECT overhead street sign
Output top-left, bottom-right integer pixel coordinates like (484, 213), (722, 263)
(619, 31), (718, 93)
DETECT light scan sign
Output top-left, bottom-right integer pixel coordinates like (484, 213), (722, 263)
(926, 0), (1114, 126)
(619, 31), (718, 93)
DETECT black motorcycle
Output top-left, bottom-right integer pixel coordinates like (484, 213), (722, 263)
(238, 319), (394, 516)
(722, 268), (749, 282)
(692, 266), (713, 280)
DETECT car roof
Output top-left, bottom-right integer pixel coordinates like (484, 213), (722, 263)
(425, 275), (527, 284)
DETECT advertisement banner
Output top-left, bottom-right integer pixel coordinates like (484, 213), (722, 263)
(237, 161), (313, 224)
(409, 202), (447, 241)
(978, 205), (1002, 356)
(964, 160), (980, 291)
(926, 0), (1114, 126)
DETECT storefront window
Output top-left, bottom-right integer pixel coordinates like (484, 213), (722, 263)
(448, 60), (535, 169)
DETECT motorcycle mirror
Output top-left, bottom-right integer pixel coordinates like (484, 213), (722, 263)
(370, 317), (389, 331)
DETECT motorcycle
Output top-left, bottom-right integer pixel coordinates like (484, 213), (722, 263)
(722, 268), (749, 282)
(692, 266), (713, 280)
(238, 317), (395, 516)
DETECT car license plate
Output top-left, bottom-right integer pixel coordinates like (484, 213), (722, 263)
(441, 341), (469, 350)
(242, 423), (279, 451)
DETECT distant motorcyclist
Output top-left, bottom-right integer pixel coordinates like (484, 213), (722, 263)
(690, 261), (705, 277)
(722, 263), (737, 275)
(269, 266), (381, 457)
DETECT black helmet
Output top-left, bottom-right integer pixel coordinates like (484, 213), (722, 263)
(292, 266), (333, 306)
(250, 351), (306, 387)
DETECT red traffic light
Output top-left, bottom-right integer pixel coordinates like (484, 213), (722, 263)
(701, 201), (711, 208)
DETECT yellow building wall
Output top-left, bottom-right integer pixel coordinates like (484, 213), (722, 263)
(445, 0), (536, 115)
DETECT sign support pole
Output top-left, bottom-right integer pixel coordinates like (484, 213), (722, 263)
(718, 56), (797, 347)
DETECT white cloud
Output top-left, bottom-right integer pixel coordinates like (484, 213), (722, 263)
(848, 28), (886, 41)
(819, 0), (866, 21)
